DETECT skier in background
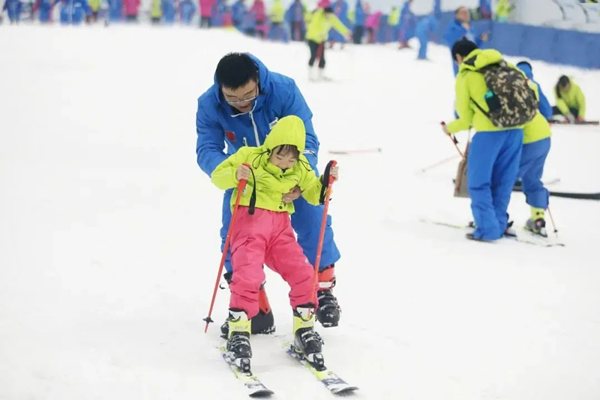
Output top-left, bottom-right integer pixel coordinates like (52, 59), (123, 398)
(397, 0), (415, 49)
(306, 1), (351, 80)
(58, 0), (90, 24)
(180, 0), (196, 25)
(352, 0), (365, 44)
(249, 0), (266, 38)
(387, 6), (399, 42)
(195, 53), (343, 337)
(443, 6), (488, 75)
(515, 61), (553, 237)
(231, 0), (245, 28)
(442, 40), (529, 242)
(3, 0), (23, 23)
(212, 116), (338, 371)
(495, 0), (513, 22)
(150, 0), (162, 23)
(162, 0), (176, 24)
(268, 0), (288, 42)
(364, 11), (381, 43)
(286, 0), (305, 41)
(199, 0), (214, 27)
(415, 14), (438, 60)
(122, 0), (139, 21)
(552, 76), (587, 123)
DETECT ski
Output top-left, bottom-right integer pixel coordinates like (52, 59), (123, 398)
(549, 120), (599, 126)
(285, 343), (359, 395)
(219, 346), (274, 398)
(419, 218), (565, 247)
(328, 147), (382, 155)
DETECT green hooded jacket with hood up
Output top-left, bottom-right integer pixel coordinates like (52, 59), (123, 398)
(211, 115), (324, 214)
(446, 49), (526, 134)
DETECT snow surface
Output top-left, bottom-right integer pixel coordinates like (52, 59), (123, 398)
(1, 25), (600, 400)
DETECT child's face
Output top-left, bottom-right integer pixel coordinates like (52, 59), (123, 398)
(269, 150), (297, 171)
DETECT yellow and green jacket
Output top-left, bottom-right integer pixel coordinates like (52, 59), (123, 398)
(88, 0), (101, 12)
(524, 82), (551, 144)
(388, 7), (400, 26)
(306, 8), (350, 43)
(495, 0), (513, 19)
(446, 49), (525, 134)
(270, 0), (285, 23)
(151, 0), (162, 18)
(211, 116), (324, 214)
(555, 80), (586, 119)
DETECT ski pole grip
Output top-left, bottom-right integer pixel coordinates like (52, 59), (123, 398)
(238, 163), (251, 189)
(327, 160), (338, 184)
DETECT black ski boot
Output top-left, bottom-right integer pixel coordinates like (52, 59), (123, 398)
(316, 265), (341, 327)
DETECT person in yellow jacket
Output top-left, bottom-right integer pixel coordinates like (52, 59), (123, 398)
(495, 0), (513, 22)
(150, 0), (162, 23)
(387, 6), (400, 42)
(552, 75), (587, 123)
(88, 0), (101, 21)
(306, 2), (351, 81)
(515, 62), (553, 237)
(441, 39), (525, 242)
(269, 0), (288, 41)
(211, 115), (339, 369)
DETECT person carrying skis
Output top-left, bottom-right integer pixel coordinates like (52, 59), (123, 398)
(515, 61), (552, 237)
(442, 39), (537, 242)
(211, 115), (338, 371)
(305, 0), (350, 81)
(552, 75), (587, 124)
(196, 53), (343, 337)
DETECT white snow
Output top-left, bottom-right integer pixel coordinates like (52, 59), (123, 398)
(1, 24), (600, 400)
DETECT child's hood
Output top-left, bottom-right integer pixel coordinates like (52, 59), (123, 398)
(263, 115), (306, 153)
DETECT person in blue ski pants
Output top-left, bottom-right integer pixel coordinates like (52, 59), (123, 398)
(442, 40), (524, 242)
(196, 53), (342, 335)
(415, 14), (438, 60)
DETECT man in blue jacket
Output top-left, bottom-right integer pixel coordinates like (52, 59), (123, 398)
(196, 53), (342, 336)
(443, 6), (488, 75)
(516, 61), (553, 120)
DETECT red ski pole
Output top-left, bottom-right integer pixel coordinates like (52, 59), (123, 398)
(204, 163), (250, 333)
(312, 160), (337, 305)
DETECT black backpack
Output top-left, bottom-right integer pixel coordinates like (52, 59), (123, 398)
(467, 59), (539, 128)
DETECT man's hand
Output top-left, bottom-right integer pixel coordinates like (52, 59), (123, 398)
(283, 186), (302, 204)
(236, 164), (251, 181)
(481, 32), (489, 42)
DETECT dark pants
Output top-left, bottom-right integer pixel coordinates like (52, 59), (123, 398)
(552, 106), (578, 118)
(308, 40), (325, 68)
(353, 25), (364, 44)
(200, 16), (211, 28)
(291, 21), (304, 41)
(125, 15), (138, 22)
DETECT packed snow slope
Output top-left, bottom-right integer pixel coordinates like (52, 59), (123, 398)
(1, 25), (600, 400)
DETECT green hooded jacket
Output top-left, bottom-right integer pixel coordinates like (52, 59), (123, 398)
(211, 116), (323, 214)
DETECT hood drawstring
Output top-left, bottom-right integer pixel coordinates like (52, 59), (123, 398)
(298, 158), (312, 172)
(247, 150), (269, 216)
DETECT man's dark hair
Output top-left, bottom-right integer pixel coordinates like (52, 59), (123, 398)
(451, 39), (478, 62)
(215, 53), (259, 89)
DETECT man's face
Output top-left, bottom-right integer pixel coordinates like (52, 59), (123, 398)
(222, 80), (259, 113)
(456, 7), (470, 23)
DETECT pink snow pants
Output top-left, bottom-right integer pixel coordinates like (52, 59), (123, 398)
(229, 207), (317, 319)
